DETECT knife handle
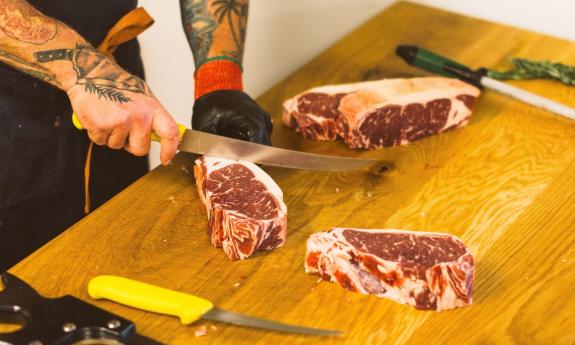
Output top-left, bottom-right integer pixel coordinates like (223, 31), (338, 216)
(395, 45), (485, 88)
(71, 113), (186, 142)
(88, 275), (214, 325)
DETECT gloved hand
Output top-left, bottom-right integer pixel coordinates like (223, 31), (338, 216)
(192, 90), (273, 145)
(192, 59), (273, 145)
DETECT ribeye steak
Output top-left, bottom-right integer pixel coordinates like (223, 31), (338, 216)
(282, 77), (480, 149)
(305, 228), (474, 311)
(194, 156), (288, 260)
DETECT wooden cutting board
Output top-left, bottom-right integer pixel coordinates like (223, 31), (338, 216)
(6, 2), (575, 344)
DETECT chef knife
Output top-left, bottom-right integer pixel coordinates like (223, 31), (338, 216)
(88, 275), (342, 336)
(71, 114), (376, 171)
(396, 45), (575, 121)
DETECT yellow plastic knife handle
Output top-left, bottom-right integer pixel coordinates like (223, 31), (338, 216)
(71, 113), (186, 142)
(88, 275), (214, 325)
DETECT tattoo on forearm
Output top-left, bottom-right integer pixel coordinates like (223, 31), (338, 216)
(180, 0), (248, 67)
(0, 0), (57, 44)
(0, 1), (145, 102)
(213, 0), (247, 61)
(35, 44), (149, 104)
(0, 48), (59, 85)
(180, 0), (216, 67)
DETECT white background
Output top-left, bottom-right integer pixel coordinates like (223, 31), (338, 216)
(138, 0), (574, 168)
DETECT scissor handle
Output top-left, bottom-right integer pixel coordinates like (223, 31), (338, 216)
(0, 273), (41, 310)
(71, 113), (186, 142)
(88, 275), (214, 325)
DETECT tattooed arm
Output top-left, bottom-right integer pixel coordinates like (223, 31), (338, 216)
(180, 0), (248, 67)
(180, 0), (273, 145)
(0, 0), (179, 164)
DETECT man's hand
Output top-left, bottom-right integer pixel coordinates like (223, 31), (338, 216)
(42, 44), (180, 165)
(68, 81), (180, 166)
(192, 90), (272, 145)
(55, 45), (180, 165)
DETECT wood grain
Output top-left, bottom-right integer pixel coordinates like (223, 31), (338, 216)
(3, 2), (575, 344)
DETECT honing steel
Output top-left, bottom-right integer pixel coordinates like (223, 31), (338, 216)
(396, 45), (575, 121)
(0, 272), (159, 345)
(88, 275), (342, 336)
(71, 114), (376, 171)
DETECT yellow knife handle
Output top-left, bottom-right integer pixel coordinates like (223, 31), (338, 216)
(151, 124), (186, 142)
(72, 112), (85, 130)
(71, 113), (186, 142)
(88, 275), (214, 325)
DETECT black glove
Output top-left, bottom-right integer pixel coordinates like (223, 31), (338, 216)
(192, 90), (273, 145)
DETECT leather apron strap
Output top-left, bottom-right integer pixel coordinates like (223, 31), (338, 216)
(84, 7), (154, 214)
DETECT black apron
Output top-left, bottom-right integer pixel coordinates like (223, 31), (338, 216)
(0, 0), (148, 271)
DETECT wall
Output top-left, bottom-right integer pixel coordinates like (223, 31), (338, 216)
(138, 0), (573, 168)
(413, 0), (573, 42)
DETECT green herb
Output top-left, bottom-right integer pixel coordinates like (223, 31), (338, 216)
(488, 58), (575, 86)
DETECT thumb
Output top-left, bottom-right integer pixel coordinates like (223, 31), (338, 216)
(152, 106), (180, 165)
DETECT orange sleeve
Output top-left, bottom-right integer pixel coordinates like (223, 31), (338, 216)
(194, 59), (243, 99)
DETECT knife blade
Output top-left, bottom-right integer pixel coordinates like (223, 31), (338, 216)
(396, 45), (575, 121)
(202, 307), (339, 336)
(88, 275), (342, 336)
(72, 114), (376, 171)
(173, 128), (375, 171)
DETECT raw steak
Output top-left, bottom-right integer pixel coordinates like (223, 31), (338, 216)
(282, 77), (480, 149)
(305, 228), (474, 311)
(194, 156), (287, 260)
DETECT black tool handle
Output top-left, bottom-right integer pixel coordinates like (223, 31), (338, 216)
(396, 45), (486, 87)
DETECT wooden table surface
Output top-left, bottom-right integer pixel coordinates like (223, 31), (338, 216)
(5, 2), (575, 344)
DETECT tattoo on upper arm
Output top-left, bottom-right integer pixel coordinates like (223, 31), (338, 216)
(0, 0), (57, 44)
(35, 44), (150, 104)
(181, 0), (248, 67)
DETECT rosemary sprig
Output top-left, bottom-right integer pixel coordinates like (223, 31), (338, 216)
(488, 58), (575, 86)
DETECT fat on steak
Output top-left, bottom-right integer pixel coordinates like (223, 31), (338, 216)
(305, 228), (474, 311)
(282, 77), (480, 149)
(194, 156), (287, 260)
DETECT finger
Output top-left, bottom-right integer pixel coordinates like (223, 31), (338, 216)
(249, 128), (272, 146)
(219, 116), (251, 142)
(125, 123), (151, 157)
(239, 123), (272, 146)
(77, 109), (114, 145)
(233, 114), (272, 145)
(87, 129), (109, 146)
(107, 126), (129, 149)
(152, 107), (180, 165)
(72, 109), (90, 129)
